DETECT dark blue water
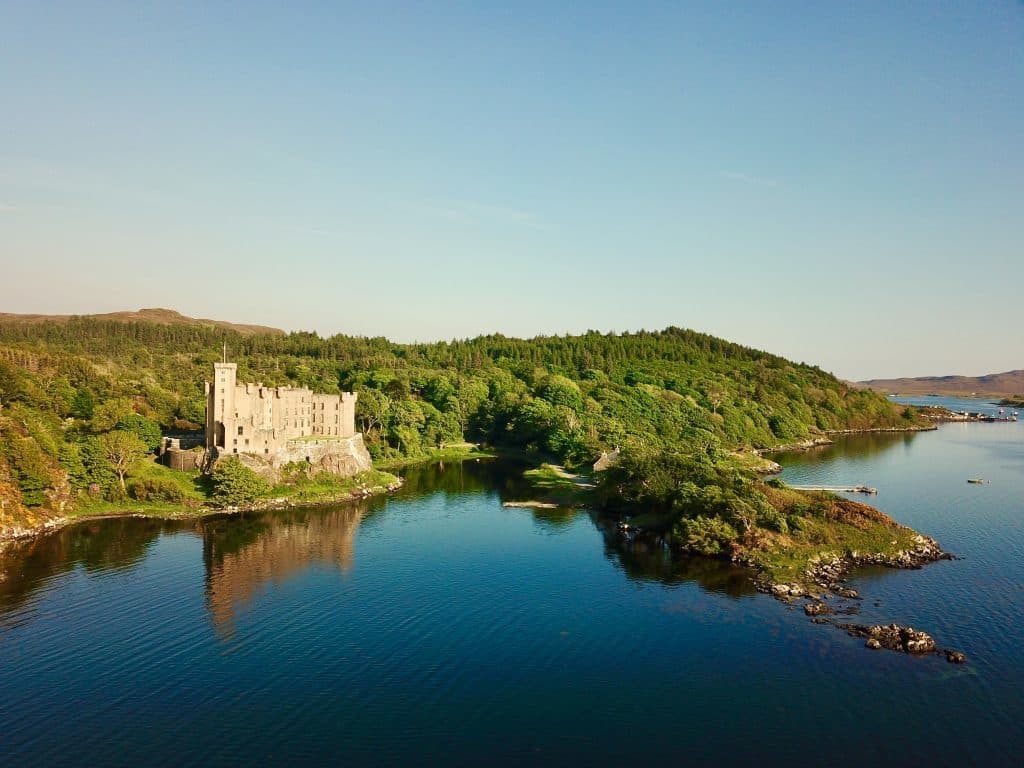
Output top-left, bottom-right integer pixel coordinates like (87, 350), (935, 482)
(1, 430), (1023, 767)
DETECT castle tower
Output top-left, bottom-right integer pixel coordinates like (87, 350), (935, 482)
(206, 362), (237, 449)
(340, 391), (358, 437)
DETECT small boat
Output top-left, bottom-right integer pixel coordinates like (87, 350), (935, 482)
(967, 478), (989, 484)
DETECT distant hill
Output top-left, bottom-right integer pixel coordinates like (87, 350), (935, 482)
(0, 308), (285, 337)
(860, 370), (1024, 398)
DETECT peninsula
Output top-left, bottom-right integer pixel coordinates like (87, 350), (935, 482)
(0, 309), (952, 648)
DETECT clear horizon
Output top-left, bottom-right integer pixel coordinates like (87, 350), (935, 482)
(2, 2), (1021, 380)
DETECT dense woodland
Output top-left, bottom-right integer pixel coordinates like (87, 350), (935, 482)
(0, 317), (922, 549)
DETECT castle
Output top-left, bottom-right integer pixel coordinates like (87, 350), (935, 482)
(205, 361), (358, 458)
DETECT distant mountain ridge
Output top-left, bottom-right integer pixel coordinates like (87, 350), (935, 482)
(860, 370), (1024, 397)
(0, 308), (285, 337)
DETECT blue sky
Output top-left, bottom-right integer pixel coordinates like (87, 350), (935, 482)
(1, 1), (1021, 379)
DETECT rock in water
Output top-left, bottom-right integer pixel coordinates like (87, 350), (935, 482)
(804, 601), (833, 617)
(841, 623), (936, 654)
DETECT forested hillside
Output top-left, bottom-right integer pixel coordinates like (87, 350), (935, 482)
(0, 315), (922, 543)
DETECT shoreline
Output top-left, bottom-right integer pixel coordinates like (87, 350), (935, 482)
(0, 446), (500, 546)
(0, 477), (404, 548)
(751, 535), (966, 663)
(372, 443), (499, 471)
(753, 424), (937, 456)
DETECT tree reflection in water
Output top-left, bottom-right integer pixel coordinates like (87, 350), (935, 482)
(2, 458), (759, 631)
(0, 517), (182, 614)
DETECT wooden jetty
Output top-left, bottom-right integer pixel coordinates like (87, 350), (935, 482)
(789, 485), (878, 495)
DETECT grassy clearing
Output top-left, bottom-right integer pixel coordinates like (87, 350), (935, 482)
(130, 458), (208, 499)
(374, 443), (497, 470)
(267, 469), (400, 504)
(521, 463), (594, 506)
(721, 451), (781, 474)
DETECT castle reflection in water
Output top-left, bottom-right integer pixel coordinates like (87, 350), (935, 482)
(201, 503), (369, 636)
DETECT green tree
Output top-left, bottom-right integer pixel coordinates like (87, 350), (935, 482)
(0, 435), (55, 507)
(356, 388), (391, 441)
(47, 377), (77, 417)
(71, 389), (96, 420)
(81, 436), (116, 488)
(98, 431), (148, 491)
(210, 458), (271, 506)
(116, 413), (162, 452)
(58, 442), (89, 488)
(90, 398), (134, 433)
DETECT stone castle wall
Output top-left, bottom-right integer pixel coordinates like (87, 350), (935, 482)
(205, 362), (357, 458)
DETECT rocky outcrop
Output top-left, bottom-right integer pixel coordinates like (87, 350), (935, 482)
(228, 434), (373, 483)
(840, 622), (965, 662)
(804, 535), (952, 592)
(756, 535), (963, 662)
(842, 623), (936, 654)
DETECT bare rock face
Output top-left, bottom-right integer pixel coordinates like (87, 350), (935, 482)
(224, 434), (374, 483)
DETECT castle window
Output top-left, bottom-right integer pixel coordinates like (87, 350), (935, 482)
(237, 426), (243, 435)
(233, 438), (237, 445)
(233, 448), (237, 454)
(244, 439), (249, 446)
(265, 448), (269, 454)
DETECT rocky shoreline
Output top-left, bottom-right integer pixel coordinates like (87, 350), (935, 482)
(822, 425), (937, 435)
(753, 425), (938, 457)
(754, 437), (834, 455)
(754, 534), (966, 663)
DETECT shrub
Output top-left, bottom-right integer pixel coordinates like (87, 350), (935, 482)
(127, 477), (185, 502)
(210, 458), (271, 506)
(280, 461), (312, 486)
(790, 502), (810, 516)
(105, 484), (128, 503)
(674, 516), (738, 556)
(786, 514), (806, 533)
(756, 506), (789, 533)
